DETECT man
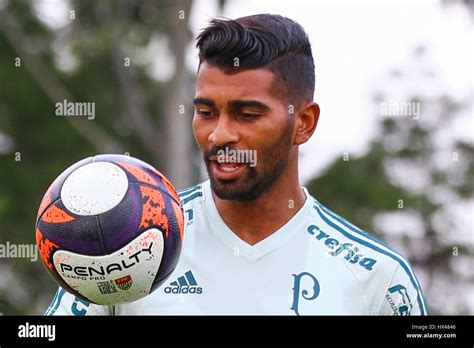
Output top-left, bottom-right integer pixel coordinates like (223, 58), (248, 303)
(46, 14), (428, 315)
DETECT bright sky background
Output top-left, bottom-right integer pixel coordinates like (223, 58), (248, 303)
(188, 0), (473, 183)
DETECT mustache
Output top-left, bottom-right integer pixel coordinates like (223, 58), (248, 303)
(204, 145), (235, 161)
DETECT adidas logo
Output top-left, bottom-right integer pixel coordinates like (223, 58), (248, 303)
(164, 270), (203, 294)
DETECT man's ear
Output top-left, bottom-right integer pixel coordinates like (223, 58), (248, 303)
(294, 102), (320, 145)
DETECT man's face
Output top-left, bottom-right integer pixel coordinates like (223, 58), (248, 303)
(193, 62), (296, 201)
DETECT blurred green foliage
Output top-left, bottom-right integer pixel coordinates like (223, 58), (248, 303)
(0, 0), (196, 314)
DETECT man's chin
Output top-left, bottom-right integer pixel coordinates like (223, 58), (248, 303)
(209, 176), (261, 201)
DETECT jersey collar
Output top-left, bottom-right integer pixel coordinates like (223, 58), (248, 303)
(201, 180), (313, 261)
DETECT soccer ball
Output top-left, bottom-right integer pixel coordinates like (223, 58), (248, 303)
(35, 154), (184, 305)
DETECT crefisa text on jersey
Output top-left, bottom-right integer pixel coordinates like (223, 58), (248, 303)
(18, 322), (56, 342)
(307, 225), (377, 270)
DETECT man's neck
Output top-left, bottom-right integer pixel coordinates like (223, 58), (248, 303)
(211, 172), (306, 246)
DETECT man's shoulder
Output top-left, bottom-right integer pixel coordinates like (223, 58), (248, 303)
(177, 182), (206, 207)
(308, 197), (408, 274)
(308, 198), (429, 315)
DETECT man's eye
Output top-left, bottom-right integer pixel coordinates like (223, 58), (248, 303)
(239, 112), (261, 119)
(196, 109), (213, 117)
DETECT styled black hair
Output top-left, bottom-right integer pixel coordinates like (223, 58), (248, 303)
(196, 14), (315, 108)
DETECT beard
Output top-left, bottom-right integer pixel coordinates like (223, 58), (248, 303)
(204, 120), (294, 202)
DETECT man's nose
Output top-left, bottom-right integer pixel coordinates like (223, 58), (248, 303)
(208, 115), (239, 146)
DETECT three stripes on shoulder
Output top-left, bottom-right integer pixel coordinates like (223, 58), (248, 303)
(178, 185), (203, 205)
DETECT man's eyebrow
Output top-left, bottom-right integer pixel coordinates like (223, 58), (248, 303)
(228, 100), (270, 111)
(193, 98), (215, 107)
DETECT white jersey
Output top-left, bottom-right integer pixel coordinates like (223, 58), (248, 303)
(45, 180), (428, 315)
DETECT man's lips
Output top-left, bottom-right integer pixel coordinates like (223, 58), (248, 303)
(210, 160), (247, 180)
(208, 155), (244, 162)
(208, 154), (247, 166)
